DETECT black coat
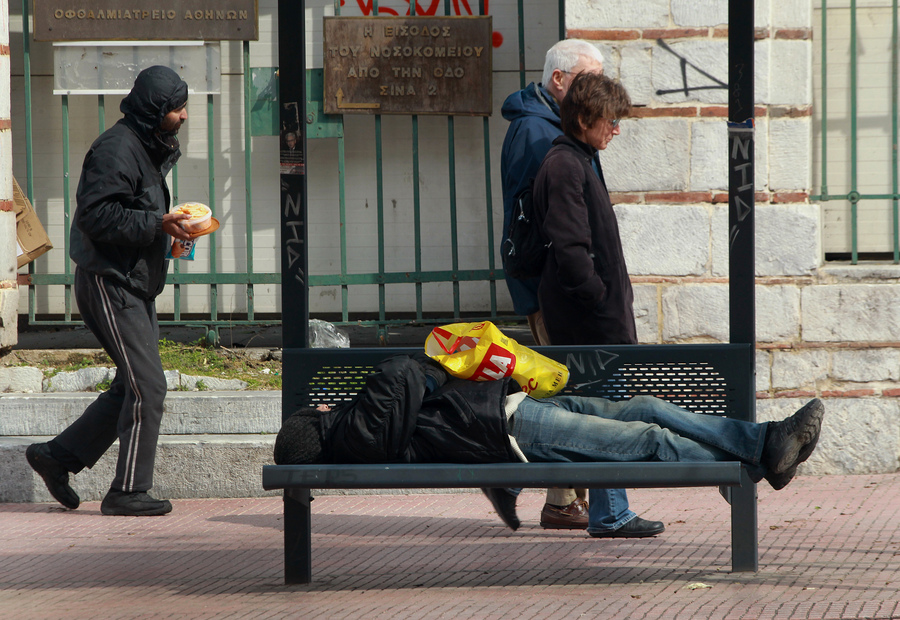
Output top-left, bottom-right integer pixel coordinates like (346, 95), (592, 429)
(69, 66), (187, 300)
(319, 355), (521, 464)
(533, 135), (637, 345)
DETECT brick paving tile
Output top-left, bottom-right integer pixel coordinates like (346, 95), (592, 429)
(2, 475), (900, 619)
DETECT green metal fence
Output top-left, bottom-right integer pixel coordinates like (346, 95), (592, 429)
(14, 0), (561, 341)
(307, 0), (492, 328)
(302, 0), (564, 340)
(812, 0), (900, 263)
(17, 0), (278, 341)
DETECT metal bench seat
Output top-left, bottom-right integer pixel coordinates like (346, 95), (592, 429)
(272, 343), (758, 584)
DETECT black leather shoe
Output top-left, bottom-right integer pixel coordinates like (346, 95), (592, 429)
(101, 489), (173, 516)
(480, 488), (520, 531)
(589, 516), (665, 538)
(762, 399), (824, 475)
(25, 443), (80, 510)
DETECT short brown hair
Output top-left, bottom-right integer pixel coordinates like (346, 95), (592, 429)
(560, 72), (632, 138)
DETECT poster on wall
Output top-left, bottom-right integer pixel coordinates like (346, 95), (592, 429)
(33, 0), (259, 41)
(280, 101), (305, 176)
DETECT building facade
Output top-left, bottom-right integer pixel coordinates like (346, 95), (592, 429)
(3, 0), (898, 475)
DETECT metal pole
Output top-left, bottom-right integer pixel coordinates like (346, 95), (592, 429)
(207, 94), (218, 335)
(243, 41), (256, 319)
(891, 0), (899, 262)
(850, 0), (859, 263)
(728, 0), (756, 353)
(728, 0), (758, 573)
(279, 1), (310, 363)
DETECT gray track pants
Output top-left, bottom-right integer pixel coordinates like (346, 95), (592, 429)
(55, 268), (167, 492)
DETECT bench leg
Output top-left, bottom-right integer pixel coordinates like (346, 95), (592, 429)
(730, 467), (758, 572)
(283, 488), (312, 584)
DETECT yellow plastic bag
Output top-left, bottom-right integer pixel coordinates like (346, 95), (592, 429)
(424, 321), (569, 399)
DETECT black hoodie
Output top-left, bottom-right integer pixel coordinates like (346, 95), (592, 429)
(69, 65), (188, 300)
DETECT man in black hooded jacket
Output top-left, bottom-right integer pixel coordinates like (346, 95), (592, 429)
(274, 354), (825, 532)
(25, 65), (193, 516)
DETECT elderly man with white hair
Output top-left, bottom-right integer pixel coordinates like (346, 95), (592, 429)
(500, 39), (659, 534)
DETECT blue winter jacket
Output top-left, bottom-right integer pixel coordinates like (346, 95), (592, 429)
(499, 83), (563, 316)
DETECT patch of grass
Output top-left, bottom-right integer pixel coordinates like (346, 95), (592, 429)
(60, 358), (104, 373)
(6, 339), (282, 391)
(157, 338), (282, 390)
(41, 352), (114, 378)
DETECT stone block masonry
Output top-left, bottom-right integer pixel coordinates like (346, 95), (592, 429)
(564, 0), (900, 477)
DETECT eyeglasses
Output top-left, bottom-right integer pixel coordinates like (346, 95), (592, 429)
(608, 119), (620, 128)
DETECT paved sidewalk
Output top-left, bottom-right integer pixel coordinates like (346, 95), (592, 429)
(2, 474), (900, 619)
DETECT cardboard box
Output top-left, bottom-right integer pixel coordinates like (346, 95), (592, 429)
(13, 178), (53, 269)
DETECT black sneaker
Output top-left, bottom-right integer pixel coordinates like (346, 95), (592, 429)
(764, 413), (824, 490)
(762, 399), (825, 475)
(764, 463), (797, 491)
(25, 443), (80, 510)
(101, 489), (173, 516)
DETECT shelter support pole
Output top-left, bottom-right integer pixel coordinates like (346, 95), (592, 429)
(728, 0), (758, 572)
(279, 0), (309, 417)
(278, 0), (311, 583)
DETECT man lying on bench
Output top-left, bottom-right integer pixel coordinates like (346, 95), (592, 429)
(274, 353), (824, 535)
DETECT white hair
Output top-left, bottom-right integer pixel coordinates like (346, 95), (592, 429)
(541, 39), (605, 86)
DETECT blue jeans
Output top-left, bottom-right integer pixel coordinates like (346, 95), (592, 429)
(510, 394), (768, 534)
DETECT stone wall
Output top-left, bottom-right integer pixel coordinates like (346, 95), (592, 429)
(568, 0), (900, 476)
(0, 0), (17, 352)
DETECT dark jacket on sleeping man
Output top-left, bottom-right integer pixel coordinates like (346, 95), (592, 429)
(274, 353), (522, 466)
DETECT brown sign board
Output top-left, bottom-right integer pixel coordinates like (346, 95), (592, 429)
(33, 1), (259, 41)
(323, 16), (492, 116)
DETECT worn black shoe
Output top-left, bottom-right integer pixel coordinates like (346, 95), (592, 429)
(480, 488), (520, 531)
(764, 463), (797, 490)
(25, 443), (80, 510)
(101, 489), (173, 516)
(589, 516), (666, 538)
(765, 411), (824, 490)
(762, 399), (825, 475)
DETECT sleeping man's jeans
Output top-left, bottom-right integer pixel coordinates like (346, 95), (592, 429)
(509, 394), (768, 535)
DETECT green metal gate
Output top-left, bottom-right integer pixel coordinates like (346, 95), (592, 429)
(812, 0), (900, 263)
(304, 1), (561, 333)
(14, 0), (278, 342)
(12, 0), (562, 342)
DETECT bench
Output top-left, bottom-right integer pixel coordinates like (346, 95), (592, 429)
(264, 342), (758, 584)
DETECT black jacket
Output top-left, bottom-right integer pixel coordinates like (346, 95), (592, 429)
(533, 134), (637, 345)
(319, 354), (522, 464)
(69, 66), (188, 300)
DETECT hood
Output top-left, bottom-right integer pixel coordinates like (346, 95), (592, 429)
(501, 82), (561, 127)
(120, 65), (188, 158)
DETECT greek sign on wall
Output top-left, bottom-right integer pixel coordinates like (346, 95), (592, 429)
(323, 16), (492, 116)
(33, 1), (259, 41)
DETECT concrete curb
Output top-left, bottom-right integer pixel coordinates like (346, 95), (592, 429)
(0, 391), (281, 436)
(1, 434), (280, 503)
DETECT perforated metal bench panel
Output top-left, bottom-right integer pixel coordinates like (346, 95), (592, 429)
(284, 343), (754, 420)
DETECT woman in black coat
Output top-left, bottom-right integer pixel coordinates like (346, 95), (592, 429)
(532, 73), (635, 345)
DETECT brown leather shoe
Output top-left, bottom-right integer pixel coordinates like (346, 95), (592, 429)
(540, 498), (589, 529)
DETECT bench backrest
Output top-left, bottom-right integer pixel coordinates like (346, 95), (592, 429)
(283, 342), (755, 422)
